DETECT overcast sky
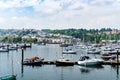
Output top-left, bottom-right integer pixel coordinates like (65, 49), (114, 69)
(0, 0), (120, 30)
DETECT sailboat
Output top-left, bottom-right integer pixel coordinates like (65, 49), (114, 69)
(56, 47), (75, 66)
(0, 56), (16, 80)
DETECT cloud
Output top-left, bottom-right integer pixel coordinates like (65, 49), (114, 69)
(0, 0), (120, 29)
(0, 17), (5, 23)
(33, 0), (62, 14)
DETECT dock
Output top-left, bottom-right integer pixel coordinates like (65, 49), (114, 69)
(103, 60), (120, 65)
(41, 60), (78, 65)
(41, 60), (56, 64)
(41, 60), (120, 65)
(103, 50), (120, 65)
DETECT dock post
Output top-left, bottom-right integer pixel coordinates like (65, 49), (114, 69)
(7, 44), (9, 51)
(21, 48), (24, 64)
(21, 48), (24, 77)
(117, 50), (119, 64)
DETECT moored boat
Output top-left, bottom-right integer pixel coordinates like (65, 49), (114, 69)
(0, 75), (16, 80)
(101, 54), (116, 60)
(62, 49), (76, 54)
(87, 50), (101, 54)
(87, 47), (101, 54)
(0, 48), (9, 52)
(56, 58), (75, 66)
(60, 43), (68, 47)
(78, 56), (103, 66)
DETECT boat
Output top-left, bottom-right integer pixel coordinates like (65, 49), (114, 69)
(22, 56), (44, 65)
(87, 48), (101, 54)
(77, 56), (103, 66)
(62, 49), (76, 54)
(56, 58), (75, 66)
(60, 43), (68, 47)
(56, 46), (75, 66)
(0, 48), (9, 52)
(8, 46), (18, 51)
(87, 50), (101, 54)
(101, 54), (116, 60)
(0, 75), (16, 80)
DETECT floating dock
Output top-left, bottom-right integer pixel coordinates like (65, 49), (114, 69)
(41, 60), (120, 65)
(41, 60), (78, 65)
(103, 60), (120, 65)
(41, 60), (56, 64)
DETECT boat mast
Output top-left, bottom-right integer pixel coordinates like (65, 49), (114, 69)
(82, 34), (84, 45)
(61, 47), (64, 59)
(12, 57), (14, 75)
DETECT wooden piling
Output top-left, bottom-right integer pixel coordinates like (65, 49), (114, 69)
(21, 48), (24, 64)
(117, 50), (119, 64)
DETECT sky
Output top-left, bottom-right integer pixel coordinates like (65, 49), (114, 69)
(0, 0), (120, 30)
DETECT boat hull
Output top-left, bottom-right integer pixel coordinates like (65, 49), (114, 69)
(87, 51), (101, 54)
(62, 51), (76, 54)
(0, 75), (16, 80)
(78, 59), (103, 66)
(56, 60), (74, 66)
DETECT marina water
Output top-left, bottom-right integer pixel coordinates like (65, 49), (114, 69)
(0, 44), (120, 80)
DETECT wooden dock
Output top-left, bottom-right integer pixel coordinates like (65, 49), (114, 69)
(42, 60), (120, 65)
(103, 60), (120, 65)
(41, 60), (56, 64)
(41, 60), (78, 65)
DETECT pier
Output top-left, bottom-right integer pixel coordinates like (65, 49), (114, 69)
(41, 60), (120, 65)
(103, 60), (120, 65)
(41, 60), (56, 64)
(41, 60), (78, 65)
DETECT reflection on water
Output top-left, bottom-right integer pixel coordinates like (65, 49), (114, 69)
(78, 65), (104, 73)
(111, 65), (119, 80)
(0, 44), (120, 80)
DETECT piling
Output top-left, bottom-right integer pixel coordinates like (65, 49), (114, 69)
(21, 48), (24, 64)
(117, 50), (119, 64)
(7, 44), (9, 51)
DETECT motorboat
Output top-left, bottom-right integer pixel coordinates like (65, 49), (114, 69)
(62, 49), (76, 54)
(87, 50), (101, 54)
(0, 48), (9, 52)
(87, 47), (101, 54)
(77, 56), (103, 66)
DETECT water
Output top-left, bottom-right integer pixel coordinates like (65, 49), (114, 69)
(0, 44), (120, 80)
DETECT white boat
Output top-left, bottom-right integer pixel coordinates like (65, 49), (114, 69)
(62, 49), (76, 54)
(87, 47), (101, 54)
(77, 56), (103, 66)
(0, 48), (9, 52)
(87, 50), (101, 54)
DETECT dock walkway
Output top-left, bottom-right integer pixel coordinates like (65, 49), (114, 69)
(41, 60), (120, 65)
(41, 60), (78, 65)
(103, 60), (120, 65)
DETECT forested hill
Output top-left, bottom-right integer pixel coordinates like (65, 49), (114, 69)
(42, 28), (120, 43)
